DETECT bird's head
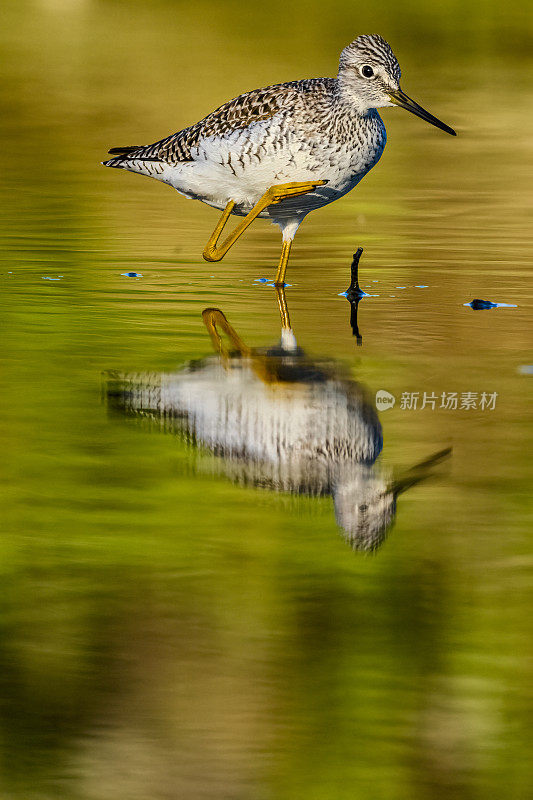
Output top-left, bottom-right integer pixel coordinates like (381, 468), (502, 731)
(338, 34), (456, 136)
(333, 470), (397, 553)
(333, 447), (452, 553)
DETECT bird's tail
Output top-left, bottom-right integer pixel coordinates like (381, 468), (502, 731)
(102, 145), (166, 176)
(102, 146), (142, 168)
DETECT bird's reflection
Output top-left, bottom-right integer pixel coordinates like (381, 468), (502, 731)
(107, 286), (450, 552)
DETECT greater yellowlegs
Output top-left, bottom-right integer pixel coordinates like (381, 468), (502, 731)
(104, 34), (455, 285)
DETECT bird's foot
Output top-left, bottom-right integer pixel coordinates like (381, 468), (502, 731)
(266, 180), (328, 205)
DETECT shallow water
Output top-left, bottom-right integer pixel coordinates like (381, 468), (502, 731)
(1, 2), (532, 798)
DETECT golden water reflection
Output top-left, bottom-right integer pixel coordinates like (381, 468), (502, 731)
(1, 1), (532, 798)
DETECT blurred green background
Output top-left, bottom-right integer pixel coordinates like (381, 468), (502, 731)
(1, 1), (532, 798)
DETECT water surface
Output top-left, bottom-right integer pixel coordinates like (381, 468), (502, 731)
(1, 2), (532, 798)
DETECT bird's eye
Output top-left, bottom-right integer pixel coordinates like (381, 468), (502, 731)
(359, 504), (368, 513)
(360, 65), (374, 78)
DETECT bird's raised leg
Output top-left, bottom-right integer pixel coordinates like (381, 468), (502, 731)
(202, 180), (327, 264)
(201, 308), (251, 359)
(201, 307), (277, 384)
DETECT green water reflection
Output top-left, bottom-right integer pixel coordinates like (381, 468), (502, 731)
(1, 1), (532, 798)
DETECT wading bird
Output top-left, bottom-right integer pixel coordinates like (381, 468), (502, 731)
(104, 34), (455, 285)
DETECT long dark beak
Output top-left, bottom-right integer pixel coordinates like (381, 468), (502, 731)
(388, 89), (456, 136)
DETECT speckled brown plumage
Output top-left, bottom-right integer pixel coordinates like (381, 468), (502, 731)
(105, 78), (339, 167)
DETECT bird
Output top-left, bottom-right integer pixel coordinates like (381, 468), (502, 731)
(103, 34), (456, 286)
(106, 295), (451, 552)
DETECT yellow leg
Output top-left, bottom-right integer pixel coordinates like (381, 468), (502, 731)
(275, 285), (291, 330)
(201, 308), (251, 358)
(202, 180), (327, 263)
(202, 200), (235, 262)
(202, 304), (297, 384)
(274, 239), (292, 287)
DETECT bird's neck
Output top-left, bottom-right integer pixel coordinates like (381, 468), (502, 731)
(335, 73), (374, 116)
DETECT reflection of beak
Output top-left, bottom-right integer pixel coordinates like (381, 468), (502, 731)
(388, 447), (453, 498)
(389, 472), (426, 498)
(408, 447), (452, 473)
(388, 89), (456, 136)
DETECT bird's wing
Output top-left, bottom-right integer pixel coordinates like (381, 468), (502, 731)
(107, 79), (335, 166)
